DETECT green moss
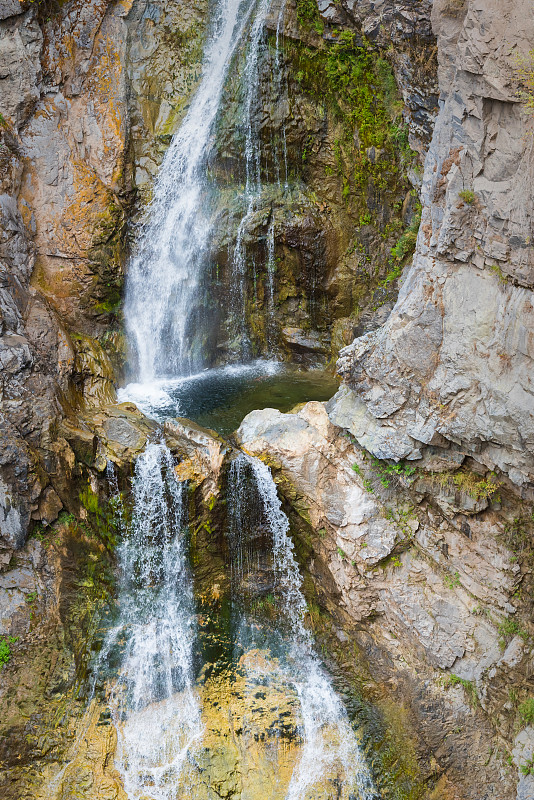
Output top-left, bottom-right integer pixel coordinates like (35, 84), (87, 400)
(78, 483), (119, 552)
(287, 32), (413, 202)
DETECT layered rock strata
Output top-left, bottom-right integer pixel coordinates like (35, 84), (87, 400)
(332, 0), (534, 490)
(238, 401), (533, 800)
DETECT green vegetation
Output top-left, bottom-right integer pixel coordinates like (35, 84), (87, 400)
(363, 453), (417, 488)
(79, 483), (119, 551)
(288, 30), (413, 203)
(444, 571), (461, 590)
(490, 263), (508, 284)
(503, 511), (534, 566)
(0, 636), (18, 667)
(383, 203), (422, 286)
(498, 617), (529, 651)
(513, 49), (534, 117)
(337, 546), (347, 560)
(296, 0), (324, 33)
(445, 674), (478, 707)
(520, 756), (534, 777)
(519, 697), (534, 726)
(458, 189), (476, 205)
(428, 468), (501, 502)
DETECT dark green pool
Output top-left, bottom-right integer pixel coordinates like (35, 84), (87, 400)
(119, 361), (339, 436)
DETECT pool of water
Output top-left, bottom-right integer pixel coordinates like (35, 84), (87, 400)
(119, 361), (340, 435)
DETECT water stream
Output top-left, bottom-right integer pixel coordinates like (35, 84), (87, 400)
(227, 454), (378, 799)
(97, 0), (380, 797)
(98, 444), (201, 799)
(125, 0), (258, 382)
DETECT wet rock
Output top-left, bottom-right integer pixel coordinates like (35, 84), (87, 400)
(281, 326), (326, 354)
(36, 486), (63, 527)
(165, 416), (229, 497)
(238, 400), (524, 798)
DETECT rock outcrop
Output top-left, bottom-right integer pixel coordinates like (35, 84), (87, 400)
(0, 0), (209, 551)
(333, 0), (534, 491)
(238, 400), (533, 799)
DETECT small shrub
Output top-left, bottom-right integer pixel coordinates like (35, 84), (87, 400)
(0, 636), (18, 667)
(459, 189), (476, 205)
(513, 49), (534, 117)
(449, 469), (500, 501)
(490, 263), (507, 284)
(444, 571), (461, 590)
(520, 756), (534, 776)
(498, 617), (529, 650)
(337, 546), (347, 560)
(519, 697), (534, 726)
(446, 674), (478, 707)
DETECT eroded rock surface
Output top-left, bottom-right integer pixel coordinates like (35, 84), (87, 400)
(0, 0), (208, 550)
(334, 0), (534, 489)
(238, 401), (532, 799)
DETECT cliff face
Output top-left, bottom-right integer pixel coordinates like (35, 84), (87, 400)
(1, 1), (534, 798)
(0, 0), (209, 551)
(331, 0), (534, 492)
(232, 2), (534, 797)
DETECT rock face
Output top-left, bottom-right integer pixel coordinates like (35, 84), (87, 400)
(203, 0), (438, 363)
(238, 401), (532, 799)
(334, 0), (534, 490)
(0, 0), (209, 551)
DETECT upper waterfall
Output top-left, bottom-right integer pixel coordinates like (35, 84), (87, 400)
(124, 0), (258, 383)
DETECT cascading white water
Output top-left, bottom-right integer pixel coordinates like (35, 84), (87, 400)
(228, 453), (378, 800)
(99, 444), (201, 800)
(228, 0), (273, 358)
(103, 0), (379, 795)
(125, 0), (258, 383)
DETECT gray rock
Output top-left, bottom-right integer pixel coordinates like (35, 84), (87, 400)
(513, 727), (534, 800)
(333, 0), (534, 490)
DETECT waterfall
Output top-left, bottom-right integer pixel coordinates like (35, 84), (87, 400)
(228, 453), (379, 800)
(98, 444), (201, 800)
(97, 0), (379, 796)
(125, 0), (258, 383)
(228, 0), (289, 358)
(228, 0), (273, 359)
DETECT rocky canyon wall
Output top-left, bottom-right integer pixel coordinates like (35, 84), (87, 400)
(0, 1), (533, 799)
(235, 2), (534, 798)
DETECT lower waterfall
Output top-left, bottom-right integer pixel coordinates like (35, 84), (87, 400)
(227, 454), (378, 800)
(98, 443), (202, 800)
(90, 444), (379, 799)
